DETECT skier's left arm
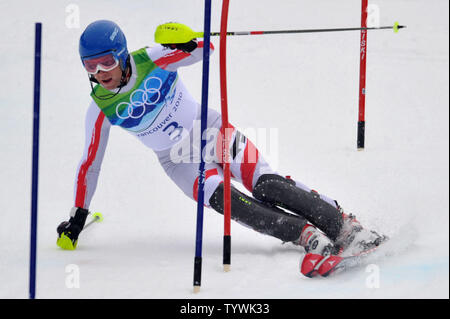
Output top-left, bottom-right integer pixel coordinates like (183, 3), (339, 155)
(73, 101), (111, 210)
(147, 39), (214, 72)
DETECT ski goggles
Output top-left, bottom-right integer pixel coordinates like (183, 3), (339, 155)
(82, 53), (119, 74)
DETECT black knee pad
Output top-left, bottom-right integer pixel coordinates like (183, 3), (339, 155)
(252, 174), (296, 204)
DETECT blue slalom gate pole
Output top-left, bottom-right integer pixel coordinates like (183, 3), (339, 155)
(193, 0), (212, 293)
(29, 22), (42, 299)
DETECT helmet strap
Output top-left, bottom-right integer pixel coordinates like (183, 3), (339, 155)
(119, 55), (132, 87)
(88, 74), (99, 84)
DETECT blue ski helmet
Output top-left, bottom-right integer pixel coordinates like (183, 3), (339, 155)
(79, 20), (129, 70)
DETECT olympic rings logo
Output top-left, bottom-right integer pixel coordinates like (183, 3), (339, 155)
(116, 76), (163, 120)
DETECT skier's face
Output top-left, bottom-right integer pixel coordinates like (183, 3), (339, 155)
(93, 66), (123, 90)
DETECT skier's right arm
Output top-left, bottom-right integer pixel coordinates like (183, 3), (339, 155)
(73, 101), (111, 210)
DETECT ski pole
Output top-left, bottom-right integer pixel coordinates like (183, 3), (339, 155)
(208, 23), (405, 37)
(83, 212), (104, 230)
(155, 22), (405, 44)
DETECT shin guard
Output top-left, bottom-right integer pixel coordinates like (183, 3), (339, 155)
(209, 183), (308, 243)
(252, 174), (343, 241)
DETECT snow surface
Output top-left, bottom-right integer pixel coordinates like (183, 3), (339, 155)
(0, 0), (448, 299)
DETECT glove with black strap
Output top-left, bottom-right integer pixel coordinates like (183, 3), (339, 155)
(56, 207), (89, 250)
(162, 40), (198, 53)
(154, 22), (200, 53)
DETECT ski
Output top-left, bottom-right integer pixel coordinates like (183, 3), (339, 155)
(317, 237), (389, 277)
(300, 235), (389, 278)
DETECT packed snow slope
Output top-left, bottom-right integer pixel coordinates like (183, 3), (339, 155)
(0, 0), (448, 298)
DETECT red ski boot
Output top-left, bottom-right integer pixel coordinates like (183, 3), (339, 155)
(298, 224), (336, 277)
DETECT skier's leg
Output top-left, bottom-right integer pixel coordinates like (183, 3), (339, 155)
(210, 122), (344, 241)
(213, 123), (383, 249)
(156, 139), (308, 245)
(157, 148), (334, 259)
(157, 144), (314, 245)
(252, 174), (387, 254)
(155, 107), (332, 252)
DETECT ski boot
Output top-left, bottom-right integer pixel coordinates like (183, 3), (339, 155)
(334, 210), (388, 257)
(305, 206), (389, 277)
(297, 224), (337, 277)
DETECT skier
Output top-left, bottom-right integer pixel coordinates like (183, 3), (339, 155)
(57, 20), (386, 277)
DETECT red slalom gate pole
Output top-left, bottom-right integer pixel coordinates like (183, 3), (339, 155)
(357, 0), (368, 150)
(220, 0), (232, 272)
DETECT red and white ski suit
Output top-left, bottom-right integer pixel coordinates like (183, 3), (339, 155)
(74, 42), (279, 209)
